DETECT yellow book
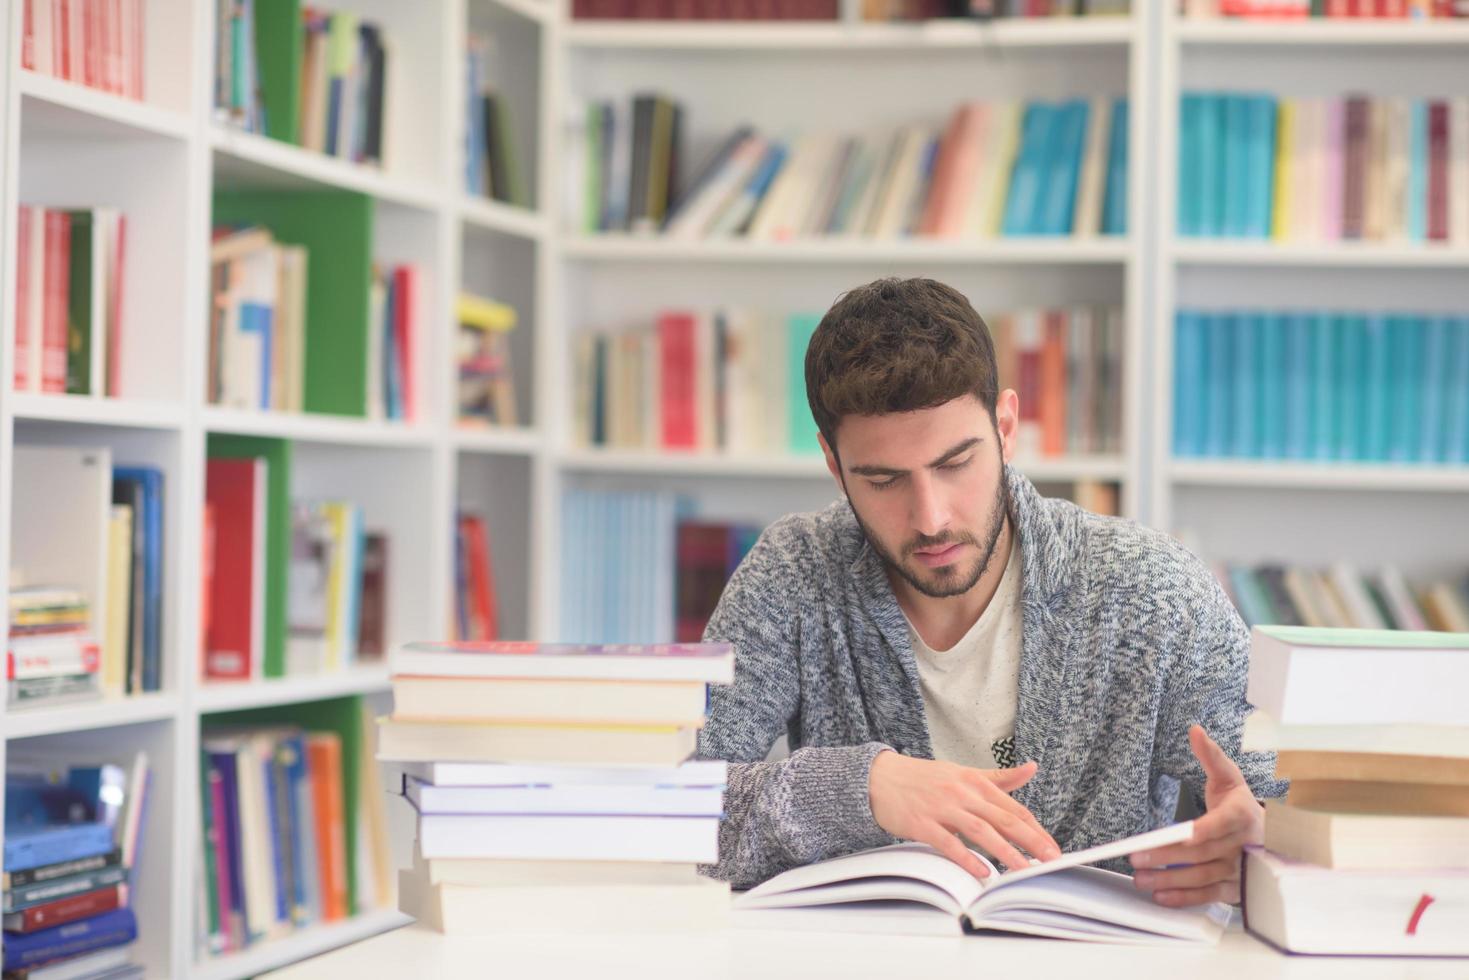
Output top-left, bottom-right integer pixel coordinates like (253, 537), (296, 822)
(981, 103), (1024, 238)
(103, 504), (132, 699)
(1272, 100), (1294, 241)
(457, 293), (516, 333)
(323, 503), (347, 673)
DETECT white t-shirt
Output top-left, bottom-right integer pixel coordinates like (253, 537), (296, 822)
(905, 539), (1022, 771)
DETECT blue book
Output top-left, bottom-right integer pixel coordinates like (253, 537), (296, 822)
(1309, 313), (1339, 461)
(261, 747), (290, 929)
(1221, 96), (1251, 238)
(1205, 313), (1234, 458)
(3, 823), (114, 874)
(282, 734), (319, 924)
(1259, 313), (1288, 459)
(345, 506), (365, 657)
(1408, 101), (1428, 243)
(1446, 318), (1469, 464)
(1198, 94), (1223, 237)
(1335, 315), (1369, 461)
(383, 274), (402, 419)
(1172, 312), (1202, 457)
(325, 77), (343, 159)
(207, 748), (250, 944)
(1389, 316), (1425, 463)
(1002, 103), (1053, 236)
(1419, 316), (1449, 463)
(1231, 313), (1262, 458)
(1101, 98), (1129, 236)
(111, 466), (163, 693)
(1363, 315), (1392, 461)
(464, 51), (482, 195)
(1039, 100), (1088, 235)
(3, 907), (137, 969)
(1246, 95), (1278, 240)
(1177, 95), (1200, 237)
(1283, 313), (1312, 460)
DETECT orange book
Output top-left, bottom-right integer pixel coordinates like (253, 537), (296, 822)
(916, 105), (969, 237)
(308, 733), (349, 921)
(935, 104), (989, 239)
(1039, 311), (1068, 457)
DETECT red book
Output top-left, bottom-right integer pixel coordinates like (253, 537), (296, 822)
(392, 265), (416, 422)
(658, 311), (698, 450)
(3, 885), (122, 933)
(42, 210), (71, 393)
(82, 0), (96, 88)
(1428, 101), (1450, 241)
(675, 523), (731, 643)
(15, 205), (33, 391)
(22, 0), (34, 69)
(465, 516), (499, 641)
(203, 457), (266, 680)
(1039, 311), (1068, 458)
(1325, 0), (1350, 14)
(131, 0), (146, 99)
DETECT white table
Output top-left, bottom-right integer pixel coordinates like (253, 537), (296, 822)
(264, 914), (1469, 979)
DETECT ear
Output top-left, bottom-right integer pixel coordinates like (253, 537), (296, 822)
(818, 432), (843, 487)
(994, 389), (1020, 465)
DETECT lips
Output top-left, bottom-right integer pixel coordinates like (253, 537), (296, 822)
(913, 542), (964, 568)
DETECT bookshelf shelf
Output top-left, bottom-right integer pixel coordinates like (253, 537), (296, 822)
(452, 425), (545, 455)
(1174, 19), (1469, 47)
(1171, 239), (1469, 268)
(558, 449), (1128, 483)
(194, 668), (394, 715)
(563, 18), (1135, 51)
(209, 126), (443, 212)
(560, 235), (1133, 265)
(484, 0), (555, 26)
(200, 407), (437, 449)
(18, 70), (192, 142)
(10, 393), (186, 430)
(191, 908), (411, 980)
(1169, 460), (1469, 494)
(3, 692), (182, 740)
(459, 195), (549, 242)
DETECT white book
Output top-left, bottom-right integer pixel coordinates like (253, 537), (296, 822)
(1072, 97), (1110, 238)
(1247, 625), (1469, 726)
(1384, 97), (1411, 243)
(22, 946), (131, 980)
(1243, 846), (1469, 956)
(411, 850), (702, 889)
(870, 126), (931, 239)
(375, 717), (699, 767)
(391, 640), (733, 683)
(1243, 710), (1469, 759)
(1327, 563), (1386, 629)
(844, 130), (901, 239)
(736, 823), (1228, 945)
(414, 813), (720, 863)
(1295, 99), (1323, 244)
(1377, 565), (1429, 631)
(279, 245), (308, 413)
(366, 271), (386, 420)
(389, 673), (708, 725)
(665, 136), (767, 240)
(968, 101), (1023, 239)
(385, 759), (727, 788)
(404, 778), (724, 816)
(562, 100), (588, 234)
(747, 134), (813, 241)
(24, 205), (45, 392)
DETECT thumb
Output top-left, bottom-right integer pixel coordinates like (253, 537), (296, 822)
(988, 759), (1039, 792)
(1190, 724), (1244, 790)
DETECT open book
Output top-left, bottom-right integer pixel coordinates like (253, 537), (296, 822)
(734, 821), (1232, 944)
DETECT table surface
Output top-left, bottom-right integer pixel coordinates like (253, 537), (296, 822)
(263, 913), (1469, 979)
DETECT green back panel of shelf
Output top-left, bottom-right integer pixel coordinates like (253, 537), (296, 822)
(212, 190), (373, 417)
(254, 0), (304, 145)
(203, 695), (366, 915)
(206, 434), (292, 678)
(787, 313), (822, 455)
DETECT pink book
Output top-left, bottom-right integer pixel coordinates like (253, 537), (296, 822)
(1322, 98), (1346, 242)
(206, 764), (237, 952)
(936, 105), (988, 239)
(14, 206), (32, 391)
(658, 311), (698, 450)
(42, 210), (70, 394)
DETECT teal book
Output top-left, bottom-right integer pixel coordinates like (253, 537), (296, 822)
(1101, 98), (1129, 236)
(1221, 96), (1250, 238)
(1228, 567), (1273, 627)
(787, 314), (822, 455)
(1407, 101), (1428, 243)
(1387, 316), (1424, 463)
(1419, 316), (1450, 463)
(1259, 313), (1288, 459)
(1178, 95), (1202, 237)
(1172, 312), (1202, 457)
(1334, 314), (1369, 461)
(1308, 313), (1337, 461)
(1447, 318), (1469, 464)
(1204, 313), (1234, 458)
(1245, 95), (1277, 240)
(1231, 313), (1262, 458)
(1039, 100), (1088, 235)
(1283, 313), (1311, 460)
(1002, 103), (1053, 236)
(1198, 94), (1223, 237)
(1362, 315), (1392, 461)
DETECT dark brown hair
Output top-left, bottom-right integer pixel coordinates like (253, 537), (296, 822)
(805, 277), (999, 452)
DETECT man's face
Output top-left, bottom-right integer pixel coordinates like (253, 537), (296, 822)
(821, 394), (1015, 600)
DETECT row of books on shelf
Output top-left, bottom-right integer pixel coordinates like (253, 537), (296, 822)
(208, 224), (420, 422)
(567, 95), (1129, 241)
(456, 294), (519, 428)
(1240, 626), (1469, 955)
(573, 0), (836, 17)
(383, 641), (734, 933)
(3, 751), (151, 978)
(1183, 0), (1469, 16)
(202, 437), (387, 683)
(11, 206), (128, 398)
(217, 2), (390, 168)
(1179, 93), (1469, 244)
(464, 36), (529, 208)
(865, 0), (1130, 18)
(20, 0), (146, 102)
(452, 514), (501, 643)
(7, 448), (164, 707)
(1218, 562), (1469, 632)
(1172, 309), (1469, 464)
(196, 706), (391, 957)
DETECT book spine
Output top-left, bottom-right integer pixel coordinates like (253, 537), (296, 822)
(4, 866), (128, 914)
(3, 884), (122, 933)
(1, 907), (137, 970)
(3, 824), (115, 878)
(2, 847), (121, 890)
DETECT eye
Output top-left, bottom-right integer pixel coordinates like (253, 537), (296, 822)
(938, 455), (972, 472)
(867, 476), (900, 491)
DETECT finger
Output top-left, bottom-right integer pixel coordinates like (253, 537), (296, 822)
(1190, 725), (1245, 792)
(985, 760), (1038, 792)
(1132, 857), (1238, 892)
(952, 815), (1031, 873)
(965, 775), (1061, 857)
(1153, 881), (1239, 907)
(920, 821), (993, 881)
(962, 794), (1061, 862)
(1131, 833), (1244, 870)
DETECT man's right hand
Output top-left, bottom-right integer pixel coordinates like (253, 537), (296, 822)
(868, 750), (1061, 880)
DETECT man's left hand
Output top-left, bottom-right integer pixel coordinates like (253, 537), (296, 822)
(1128, 724), (1264, 907)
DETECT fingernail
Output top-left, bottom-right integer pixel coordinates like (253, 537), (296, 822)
(1132, 851), (1150, 867)
(1134, 872), (1152, 888)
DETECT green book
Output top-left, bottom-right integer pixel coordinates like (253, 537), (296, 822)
(253, 0), (305, 144)
(207, 435), (292, 678)
(212, 190), (373, 417)
(199, 753), (223, 950)
(583, 104), (603, 234)
(787, 313), (822, 456)
(65, 210), (94, 395)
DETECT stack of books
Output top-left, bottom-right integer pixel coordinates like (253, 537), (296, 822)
(20, 0), (147, 101)
(1240, 625), (1469, 956)
(382, 641), (734, 933)
(456, 293), (518, 428)
(3, 752), (151, 979)
(6, 587), (102, 708)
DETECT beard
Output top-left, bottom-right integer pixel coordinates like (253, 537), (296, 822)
(849, 462), (1012, 600)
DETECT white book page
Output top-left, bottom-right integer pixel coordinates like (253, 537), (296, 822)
(736, 842), (992, 912)
(982, 820), (1195, 890)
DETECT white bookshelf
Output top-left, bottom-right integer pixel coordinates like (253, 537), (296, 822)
(1150, 4), (1469, 579)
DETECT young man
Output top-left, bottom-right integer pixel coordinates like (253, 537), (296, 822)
(697, 277), (1286, 906)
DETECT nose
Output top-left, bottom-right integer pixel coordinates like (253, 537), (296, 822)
(909, 471), (950, 539)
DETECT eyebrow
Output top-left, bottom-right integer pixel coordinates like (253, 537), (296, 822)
(846, 437), (983, 478)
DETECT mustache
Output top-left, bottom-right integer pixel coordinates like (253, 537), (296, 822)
(904, 531), (980, 557)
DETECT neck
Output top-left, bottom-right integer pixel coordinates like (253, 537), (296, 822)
(893, 518), (1014, 652)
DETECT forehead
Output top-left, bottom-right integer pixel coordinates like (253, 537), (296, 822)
(835, 396), (993, 461)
